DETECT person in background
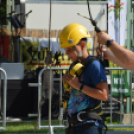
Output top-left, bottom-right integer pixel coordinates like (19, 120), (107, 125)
(97, 32), (134, 71)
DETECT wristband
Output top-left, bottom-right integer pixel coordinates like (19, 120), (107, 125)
(106, 39), (114, 47)
(80, 83), (84, 91)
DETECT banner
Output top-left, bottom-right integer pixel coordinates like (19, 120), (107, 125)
(20, 37), (68, 70)
(20, 37), (93, 71)
(0, 36), (10, 59)
(108, 0), (130, 97)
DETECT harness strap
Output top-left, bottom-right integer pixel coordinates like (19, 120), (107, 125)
(83, 56), (105, 69)
(66, 123), (71, 134)
(68, 103), (104, 124)
(104, 123), (108, 134)
(66, 103), (107, 134)
(66, 121), (107, 134)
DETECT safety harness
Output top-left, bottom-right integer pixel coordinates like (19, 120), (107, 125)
(61, 56), (107, 134)
(66, 102), (107, 134)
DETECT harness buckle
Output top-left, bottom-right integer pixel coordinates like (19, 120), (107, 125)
(77, 111), (86, 122)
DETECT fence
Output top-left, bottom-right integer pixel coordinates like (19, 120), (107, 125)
(29, 67), (134, 134)
(105, 67), (134, 128)
(0, 68), (7, 130)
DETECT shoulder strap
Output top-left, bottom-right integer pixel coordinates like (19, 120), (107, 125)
(83, 56), (106, 70)
(82, 57), (100, 70)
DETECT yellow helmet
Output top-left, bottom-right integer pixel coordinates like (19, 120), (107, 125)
(59, 23), (91, 49)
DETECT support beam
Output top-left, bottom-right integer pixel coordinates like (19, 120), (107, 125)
(126, 0), (132, 114)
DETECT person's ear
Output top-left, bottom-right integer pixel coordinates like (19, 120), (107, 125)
(80, 41), (86, 49)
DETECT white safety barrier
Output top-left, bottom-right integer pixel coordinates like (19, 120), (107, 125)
(29, 67), (67, 134)
(0, 68), (7, 130)
(29, 67), (134, 134)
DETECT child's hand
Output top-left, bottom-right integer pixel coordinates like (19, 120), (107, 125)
(62, 71), (69, 83)
(64, 76), (81, 90)
(62, 71), (81, 90)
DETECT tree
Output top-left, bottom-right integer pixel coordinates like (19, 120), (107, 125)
(0, 1), (6, 25)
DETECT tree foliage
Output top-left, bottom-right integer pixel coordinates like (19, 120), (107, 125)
(0, 1), (6, 25)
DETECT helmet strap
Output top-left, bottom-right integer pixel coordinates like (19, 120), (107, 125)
(73, 45), (87, 63)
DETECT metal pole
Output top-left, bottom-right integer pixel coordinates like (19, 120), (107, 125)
(130, 71), (132, 124)
(38, 69), (42, 128)
(110, 71), (113, 125)
(49, 67), (53, 134)
(126, 0), (132, 114)
(0, 68), (7, 130)
(120, 70), (123, 124)
(59, 70), (63, 125)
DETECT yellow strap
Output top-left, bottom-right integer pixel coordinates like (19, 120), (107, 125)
(70, 63), (83, 76)
(98, 111), (104, 115)
(90, 103), (104, 115)
(90, 103), (101, 111)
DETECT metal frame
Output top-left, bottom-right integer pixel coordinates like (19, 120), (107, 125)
(22, 0), (108, 5)
(29, 67), (134, 134)
(106, 67), (134, 128)
(21, 0), (134, 4)
(0, 68), (7, 130)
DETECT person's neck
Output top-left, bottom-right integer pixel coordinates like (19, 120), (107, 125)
(81, 53), (89, 63)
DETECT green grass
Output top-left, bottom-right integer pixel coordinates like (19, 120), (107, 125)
(0, 120), (65, 134)
(0, 118), (134, 133)
(105, 116), (134, 131)
(108, 127), (134, 131)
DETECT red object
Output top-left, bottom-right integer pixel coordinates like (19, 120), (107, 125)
(0, 36), (10, 59)
(108, 5), (115, 9)
(108, 3), (124, 9)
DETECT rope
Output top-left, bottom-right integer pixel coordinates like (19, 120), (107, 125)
(33, 66), (48, 134)
(86, 0), (103, 59)
(48, 0), (52, 51)
(87, 0), (93, 21)
(33, 0), (53, 133)
(86, 0), (101, 33)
